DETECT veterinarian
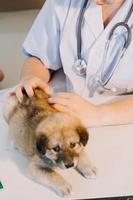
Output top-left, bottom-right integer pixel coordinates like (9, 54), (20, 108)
(15, 0), (133, 127)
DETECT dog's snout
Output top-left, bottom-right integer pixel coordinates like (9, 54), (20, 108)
(65, 163), (74, 168)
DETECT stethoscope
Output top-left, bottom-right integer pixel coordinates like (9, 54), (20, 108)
(72, 0), (133, 97)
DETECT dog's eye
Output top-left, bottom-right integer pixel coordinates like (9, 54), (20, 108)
(53, 145), (61, 152)
(70, 142), (76, 148)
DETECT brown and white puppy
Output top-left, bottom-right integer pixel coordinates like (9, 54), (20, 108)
(4, 88), (96, 197)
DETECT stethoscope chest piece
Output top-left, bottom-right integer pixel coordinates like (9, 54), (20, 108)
(72, 59), (87, 76)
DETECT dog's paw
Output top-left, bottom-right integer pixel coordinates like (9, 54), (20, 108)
(53, 181), (72, 197)
(76, 164), (97, 179)
(81, 165), (97, 179)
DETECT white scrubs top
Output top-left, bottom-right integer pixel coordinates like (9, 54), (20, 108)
(23, 0), (133, 100)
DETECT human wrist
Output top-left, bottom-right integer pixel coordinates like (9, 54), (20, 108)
(86, 104), (113, 128)
(97, 104), (115, 126)
(87, 104), (103, 127)
(20, 75), (35, 82)
(21, 58), (51, 83)
(81, 103), (100, 128)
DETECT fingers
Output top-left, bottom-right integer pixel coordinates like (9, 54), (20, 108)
(15, 77), (52, 103)
(51, 92), (78, 99)
(50, 93), (80, 106)
(52, 104), (77, 119)
(15, 84), (35, 103)
(48, 96), (71, 107)
(15, 86), (25, 103)
(52, 104), (74, 115)
(24, 85), (35, 98)
(48, 92), (80, 110)
(33, 80), (52, 95)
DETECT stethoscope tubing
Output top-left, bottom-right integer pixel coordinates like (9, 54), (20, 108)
(73, 0), (133, 96)
(77, 0), (89, 59)
(108, 22), (131, 49)
(124, 1), (133, 23)
(77, 0), (133, 64)
(75, 0), (133, 86)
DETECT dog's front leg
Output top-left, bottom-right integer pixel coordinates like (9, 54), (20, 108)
(75, 150), (97, 179)
(28, 156), (72, 197)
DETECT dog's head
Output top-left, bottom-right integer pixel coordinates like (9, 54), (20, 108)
(35, 113), (88, 169)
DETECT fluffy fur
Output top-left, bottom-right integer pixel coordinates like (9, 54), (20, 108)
(4, 88), (96, 197)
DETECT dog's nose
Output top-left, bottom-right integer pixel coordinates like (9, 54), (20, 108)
(65, 163), (74, 168)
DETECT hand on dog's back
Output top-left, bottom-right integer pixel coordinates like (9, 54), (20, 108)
(15, 76), (52, 103)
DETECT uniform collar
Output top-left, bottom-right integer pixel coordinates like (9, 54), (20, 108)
(84, 0), (133, 39)
(84, 1), (103, 38)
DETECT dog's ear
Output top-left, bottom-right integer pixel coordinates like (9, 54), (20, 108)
(76, 126), (89, 146)
(36, 134), (48, 155)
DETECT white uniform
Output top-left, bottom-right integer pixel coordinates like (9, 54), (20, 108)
(23, 0), (133, 100)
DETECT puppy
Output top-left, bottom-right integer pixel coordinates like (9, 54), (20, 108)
(4, 88), (96, 197)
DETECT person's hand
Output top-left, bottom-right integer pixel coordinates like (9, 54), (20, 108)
(15, 76), (52, 103)
(48, 92), (100, 127)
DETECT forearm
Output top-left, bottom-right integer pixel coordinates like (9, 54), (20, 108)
(21, 56), (51, 83)
(98, 96), (133, 126)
